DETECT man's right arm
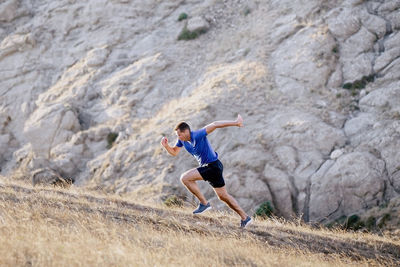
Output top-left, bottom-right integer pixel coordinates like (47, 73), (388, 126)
(161, 137), (181, 156)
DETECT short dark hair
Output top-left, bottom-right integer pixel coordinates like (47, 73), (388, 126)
(174, 121), (190, 132)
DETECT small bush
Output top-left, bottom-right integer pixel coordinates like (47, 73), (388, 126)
(332, 46), (338, 53)
(365, 216), (376, 230)
(178, 12), (188, 21)
(343, 214), (366, 230)
(255, 201), (274, 219)
(377, 213), (391, 228)
(107, 132), (118, 149)
(243, 7), (251, 16)
(342, 74), (375, 91)
(243, 48), (251, 57)
(164, 195), (184, 207)
(178, 27), (199, 40)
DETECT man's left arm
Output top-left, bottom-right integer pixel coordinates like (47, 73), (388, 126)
(204, 114), (244, 134)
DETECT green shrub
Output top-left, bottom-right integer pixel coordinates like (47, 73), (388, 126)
(365, 216), (376, 230)
(332, 46), (338, 53)
(107, 132), (118, 149)
(178, 27), (199, 40)
(342, 74), (375, 91)
(255, 201), (274, 218)
(343, 214), (365, 230)
(243, 7), (251, 16)
(178, 12), (188, 21)
(378, 213), (391, 228)
(164, 195), (184, 207)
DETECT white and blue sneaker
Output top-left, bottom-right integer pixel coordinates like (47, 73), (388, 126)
(193, 202), (212, 214)
(240, 216), (252, 228)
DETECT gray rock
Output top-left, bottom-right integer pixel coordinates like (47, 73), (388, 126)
(359, 82), (400, 112)
(374, 47), (400, 73)
(378, 1), (400, 14)
(0, 0), (19, 22)
(344, 113), (375, 137)
(270, 26), (336, 97)
(263, 164), (295, 217)
(360, 12), (387, 38)
(387, 12), (400, 31)
(309, 152), (386, 222)
(341, 52), (373, 83)
(330, 149), (343, 160)
(24, 104), (80, 158)
(385, 32), (400, 51)
(274, 146), (297, 172)
(341, 27), (376, 56)
(186, 16), (210, 33)
(32, 168), (73, 187)
(86, 47), (110, 67)
(326, 8), (361, 40)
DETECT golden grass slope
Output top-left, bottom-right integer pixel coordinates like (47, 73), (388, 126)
(0, 180), (399, 266)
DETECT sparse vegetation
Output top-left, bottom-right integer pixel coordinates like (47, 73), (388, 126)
(255, 201), (274, 218)
(178, 12), (188, 21)
(243, 7), (251, 16)
(177, 25), (208, 41)
(163, 194), (184, 207)
(342, 74), (375, 92)
(366, 216), (377, 231)
(332, 46), (338, 53)
(378, 213), (391, 228)
(325, 212), (396, 233)
(107, 132), (118, 149)
(344, 214), (365, 230)
(178, 27), (199, 40)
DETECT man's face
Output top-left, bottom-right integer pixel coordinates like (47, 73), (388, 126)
(176, 129), (190, 141)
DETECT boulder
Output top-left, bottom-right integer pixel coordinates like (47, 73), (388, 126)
(309, 152), (386, 222)
(0, 33), (36, 61)
(374, 47), (400, 73)
(0, 0), (19, 23)
(186, 16), (210, 33)
(360, 12), (387, 38)
(85, 47), (110, 68)
(270, 26), (337, 97)
(262, 164), (295, 217)
(24, 104), (80, 158)
(32, 168), (73, 187)
(326, 8), (361, 40)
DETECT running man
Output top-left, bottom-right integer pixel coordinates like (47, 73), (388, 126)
(160, 114), (252, 228)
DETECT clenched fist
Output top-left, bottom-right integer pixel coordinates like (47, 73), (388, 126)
(160, 137), (168, 147)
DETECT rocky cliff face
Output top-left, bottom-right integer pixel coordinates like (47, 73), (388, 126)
(1, 0), (399, 222)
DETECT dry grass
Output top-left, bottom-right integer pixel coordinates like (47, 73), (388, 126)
(0, 180), (399, 266)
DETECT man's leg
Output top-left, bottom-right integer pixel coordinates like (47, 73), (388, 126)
(213, 186), (247, 220)
(180, 168), (208, 205)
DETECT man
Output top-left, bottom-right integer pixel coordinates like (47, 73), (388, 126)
(160, 114), (252, 228)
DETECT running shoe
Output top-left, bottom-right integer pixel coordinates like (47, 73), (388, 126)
(193, 202), (212, 214)
(240, 216), (253, 228)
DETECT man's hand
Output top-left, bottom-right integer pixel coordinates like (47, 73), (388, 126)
(161, 137), (168, 147)
(161, 137), (181, 156)
(205, 114), (244, 134)
(236, 114), (244, 127)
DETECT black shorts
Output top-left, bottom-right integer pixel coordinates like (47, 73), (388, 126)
(197, 159), (225, 188)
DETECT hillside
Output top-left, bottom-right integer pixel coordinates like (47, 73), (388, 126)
(0, 180), (399, 266)
(1, 0), (400, 223)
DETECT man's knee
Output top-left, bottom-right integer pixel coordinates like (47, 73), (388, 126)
(180, 173), (191, 184)
(217, 192), (229, 202)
